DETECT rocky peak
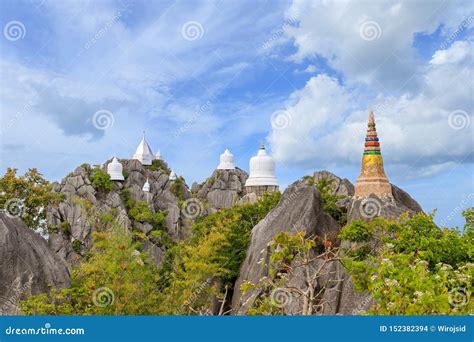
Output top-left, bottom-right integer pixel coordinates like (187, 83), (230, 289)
(0, 213), (70, 315)
(46, 158), (191, 265)
(193, 168), (248, 211)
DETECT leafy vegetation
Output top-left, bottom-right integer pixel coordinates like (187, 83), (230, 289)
(0, 168), (63, 233)
(158, 192), (281, 314)
(340, 210), (473, 314)
(90, 167), (113, 192)
(145, 159), (171, 174)
(170, 176), (186, 200)
(21, 223), (163, 315)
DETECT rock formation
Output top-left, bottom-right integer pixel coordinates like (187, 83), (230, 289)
(192, 168), (248, 211)
(46, 158), (190, 266)
(0, 213), (70, 315)
(232, 170), (423, 315)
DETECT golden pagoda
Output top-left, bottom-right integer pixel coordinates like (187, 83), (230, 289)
(354, 111), (392, 198)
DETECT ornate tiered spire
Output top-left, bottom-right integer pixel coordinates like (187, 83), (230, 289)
(354, 112), (392, 199)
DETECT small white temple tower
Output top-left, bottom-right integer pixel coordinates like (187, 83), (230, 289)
(133, 132), (154, 165)
(169, 170), (177, 181)
(245, 144), (279, 196)
(217, 149), (236, 170)
(107, 157), (124, 181)
(142, 178), (150, 192)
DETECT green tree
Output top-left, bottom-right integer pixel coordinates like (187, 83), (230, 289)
(0, 168), (62, 233)
(21, 223), (162, 315)
(160, 192), (281, 314)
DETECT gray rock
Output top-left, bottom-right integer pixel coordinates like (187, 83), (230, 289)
(348, 184), (423, 221)
(0, 213), (70, 315)
(196, 168), (248, 210)
(232, 178), (343, 314)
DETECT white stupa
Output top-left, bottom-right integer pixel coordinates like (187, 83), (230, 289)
(107, 157), (124, 181)
(245, 144), (278, 194)
(169, 170), (177, 181)
(155, 150), (162, 160)
(217, 149), (236, 170)
(142, 178), (150, 192)
(133, 132), (154, 165)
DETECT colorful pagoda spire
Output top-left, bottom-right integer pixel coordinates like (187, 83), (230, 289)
(354, 111), (392, 198)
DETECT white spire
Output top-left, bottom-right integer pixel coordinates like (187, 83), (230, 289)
(217, 149), (235, 170)
(169, 169), (177, 181)
(107, 157), (124, 181)
(245, 144), (278, 187)
(142, 178), (150, 192)
(155, 149), (162, 160)
(133, 131), (154, 165)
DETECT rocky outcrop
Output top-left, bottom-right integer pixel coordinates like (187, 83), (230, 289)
(232, 171), (424, 315)
(232, 176), (351, 314)
(193, 168), (248, 211)
(0, 213), (70, 315)
(348, 183), (423, 221)
(46, 159), (191, 265)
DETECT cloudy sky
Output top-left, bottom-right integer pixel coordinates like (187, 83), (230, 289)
(1, 0), (473, 227)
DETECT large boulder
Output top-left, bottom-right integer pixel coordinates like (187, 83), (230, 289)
(231, 177), (361, 314)
(0, 213), (70, 315)
(194, 168), (248, 211)
(348, 183), (423, 221)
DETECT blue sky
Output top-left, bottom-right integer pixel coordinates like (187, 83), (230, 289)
(1, 0), (473, 228)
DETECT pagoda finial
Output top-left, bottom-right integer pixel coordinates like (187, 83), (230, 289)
(354, 111), (392, 199)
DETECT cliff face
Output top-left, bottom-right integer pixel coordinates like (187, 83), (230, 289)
(46, 159), (190, 265)
(0, 213), (70, 315)
(192, 168), (248, 211)
(231, 171), (423, 315)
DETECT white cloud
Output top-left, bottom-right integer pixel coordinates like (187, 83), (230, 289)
(269, 40), (474, 175)
(430, 40), (470, 65)
(283, 0), (473, 91)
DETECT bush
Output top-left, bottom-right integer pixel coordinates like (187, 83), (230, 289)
(90, 167), (113, 192)
(340, 211), (473, 314)
(146, 159), (171, 174)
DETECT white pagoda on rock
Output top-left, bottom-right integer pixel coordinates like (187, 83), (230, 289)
(107, 157), (124, 181)
(142, 178), (150, 192)
(133, 132), (154, 166)
(217, 149), (236, 170)
(245, 144), (278, 196)
(155, 150), (162, 160)
(169, 170), (177, 181)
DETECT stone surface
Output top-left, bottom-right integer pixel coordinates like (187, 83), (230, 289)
(348, 184), (423, 221)
(232, 178), (348, 314)
(0, 213), (70, 315)
(194, 168), (248, 210)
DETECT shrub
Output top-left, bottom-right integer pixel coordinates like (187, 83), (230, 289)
(90, 167), (113, 192)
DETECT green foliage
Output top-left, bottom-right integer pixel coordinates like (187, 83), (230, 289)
(90, 167), (113, 192)
(340, 211), (474, 314)
(129, 201), (166, 228)
(146, 159), (171, 174)
(0, 168), (63, 233)
(170, 176), (186, 200)
(159, 192), (281, 314)
(21, 224), (163, 315)
(120, 188), (134, 210)
(72, 239), (82, 253)
(315, 177), (347, 225)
